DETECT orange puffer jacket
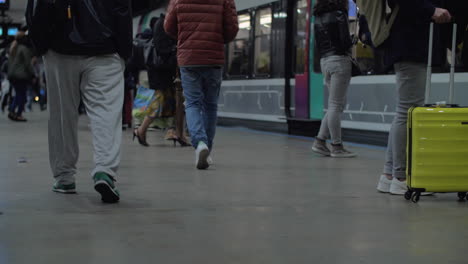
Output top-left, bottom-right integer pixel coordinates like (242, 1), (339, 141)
(164, 0), (239, 66)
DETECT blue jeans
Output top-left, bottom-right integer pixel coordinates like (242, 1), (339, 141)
(180, 67), (223, 150)
(9, 79), (29, 116)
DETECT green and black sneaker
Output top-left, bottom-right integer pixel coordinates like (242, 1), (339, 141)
(52, 182), (76, 194)
(93, 172), (120, 203)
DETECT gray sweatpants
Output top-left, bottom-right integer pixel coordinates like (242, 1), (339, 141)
(317, 55), (352, 144)
(44, 51), (124, 185)
(383, 62), (426, 180)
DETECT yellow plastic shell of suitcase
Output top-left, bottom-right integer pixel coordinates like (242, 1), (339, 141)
(407, 106), (468, 192)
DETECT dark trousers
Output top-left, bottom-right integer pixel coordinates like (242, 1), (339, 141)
(9, 79), (29, 116)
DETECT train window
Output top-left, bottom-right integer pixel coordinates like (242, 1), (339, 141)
(227, 13), (251, 77)
(295, 0), (308, 74)
(254, 8), (272, 76)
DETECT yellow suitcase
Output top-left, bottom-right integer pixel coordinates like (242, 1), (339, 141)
(406, 23), (468, 203)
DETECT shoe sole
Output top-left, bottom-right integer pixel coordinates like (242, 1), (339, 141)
(377, 187), (390, 193)
(330, 154), (357, 158)
(390, 192), (405, 196)
(94, 181), (120, 203)
(196, 149), (210, 170)
(311, 147), (330, 156)
(53, 189), (77, 194)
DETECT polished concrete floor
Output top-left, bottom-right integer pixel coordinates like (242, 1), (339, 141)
(1, 110), (468, 264)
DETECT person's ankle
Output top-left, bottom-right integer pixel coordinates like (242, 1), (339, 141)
(315, 137), (326, 143)
(384, 174), (393, 180)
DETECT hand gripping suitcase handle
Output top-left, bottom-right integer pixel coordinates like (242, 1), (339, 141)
(425, 22), (457, 105)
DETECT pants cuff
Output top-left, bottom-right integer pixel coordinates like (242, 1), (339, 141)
(394, 170), (406, 180)
(54, 174), (76, 185)
(383, 166), (392, 176)
(92, 168), (117, 179)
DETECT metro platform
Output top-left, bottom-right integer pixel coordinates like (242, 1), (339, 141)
(0, 111), (467, 264)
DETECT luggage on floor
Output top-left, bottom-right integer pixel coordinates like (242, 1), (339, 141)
(406, 23), (468, 203)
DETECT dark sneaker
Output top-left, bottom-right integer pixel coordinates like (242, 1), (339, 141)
(52, 182), (76, 194)
(312, 139), (331, 156)
(330, 144), (357, 158)
(93, 172), (120, 203)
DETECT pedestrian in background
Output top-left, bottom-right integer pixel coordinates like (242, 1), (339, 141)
(311, 0), (357, 158)
(164, 0), (239, 169)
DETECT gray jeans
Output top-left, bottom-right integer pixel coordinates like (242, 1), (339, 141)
(384, 62), (426, 179)
(317, 55), (351, 144)
(44, 51), (125, 184)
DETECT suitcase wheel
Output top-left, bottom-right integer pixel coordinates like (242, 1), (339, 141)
(411, 192), (421, 203)
(404, 190), (413, 201)
(457, 192), (467, 202)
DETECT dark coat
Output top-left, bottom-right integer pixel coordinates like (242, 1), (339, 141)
(385, 0), (440, 66)
(47, 0), (133, 60)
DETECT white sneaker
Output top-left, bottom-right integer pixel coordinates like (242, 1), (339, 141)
(389, 178), (408, 195)
(195, 142), (210, 170)
(377, 175), (392, 193)
(207, 156), (213, 165)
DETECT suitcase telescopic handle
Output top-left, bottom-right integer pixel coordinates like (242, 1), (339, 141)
(425, 23), (434, 105)
(425, 22), (457, 105)
(448, 23), (457, 104)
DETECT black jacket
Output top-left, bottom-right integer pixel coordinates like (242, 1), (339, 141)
(385, 0), (438, 66)
(314, 10), (353, 59)
(48, 0), (133, 60)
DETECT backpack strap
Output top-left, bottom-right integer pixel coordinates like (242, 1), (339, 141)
(385, 0), (399, 31)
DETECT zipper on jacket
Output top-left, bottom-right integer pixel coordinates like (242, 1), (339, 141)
(67, 3), (72, 19)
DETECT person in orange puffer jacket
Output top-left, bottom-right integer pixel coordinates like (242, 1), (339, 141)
(164, 0), (239, 170)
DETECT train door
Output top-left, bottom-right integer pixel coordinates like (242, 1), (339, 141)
(308, 0), (358, 120)
(294, 0), (310, 119)
(308, 0), (324, 120)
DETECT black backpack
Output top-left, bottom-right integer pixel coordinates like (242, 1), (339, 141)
(144, 14), (177, 70)
(26, 0), (115, 55)
(26, 0), (62, 55)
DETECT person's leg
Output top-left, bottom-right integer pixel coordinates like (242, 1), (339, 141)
(181, 67), (210, 169)
(14, 81), (28, 118)
(316, 56), (355, 158)
(43, 51), (81, 190)
(174, 74), (189, 144)
(325, 57), (351, 145)
(384, 125), (394, 178)
(317, 58), (332, 141)
(392, 62), (426, 180)
(8, 81), (17, 115)
(1, 90), (9, 112)
(377, 125), (394, 193)
(134, 115), (154, 145)
(201, 67), (222, 151)
(312, 58), (333, 156)
(180, 67), (207, 148)
(80, 54), (124, 180)
(25, 84), (33, 112)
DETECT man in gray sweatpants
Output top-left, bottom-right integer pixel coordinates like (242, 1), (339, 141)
(30, 0), (133, 203)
